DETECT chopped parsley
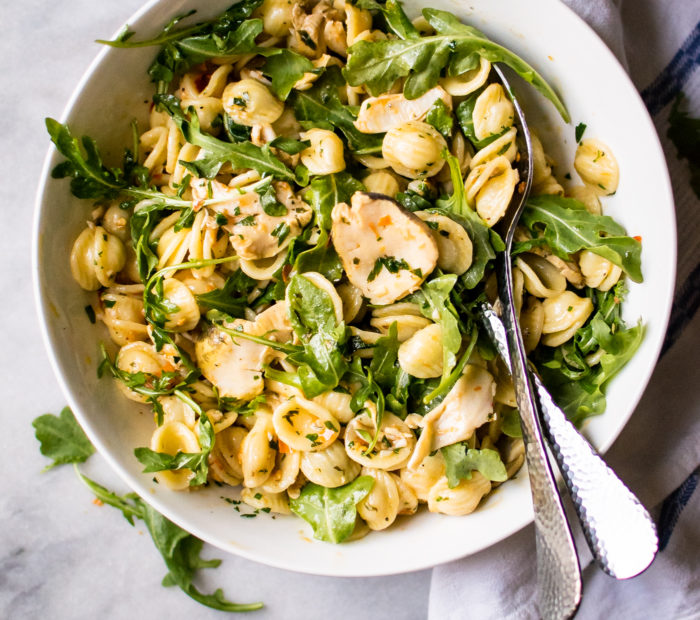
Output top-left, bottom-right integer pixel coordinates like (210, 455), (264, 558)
(367, 256), (411, 282)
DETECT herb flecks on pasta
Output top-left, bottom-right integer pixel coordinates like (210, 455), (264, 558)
(48, 0), (643, 543)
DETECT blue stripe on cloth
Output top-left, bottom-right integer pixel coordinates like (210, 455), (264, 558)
(640, 21), (700, 116)
(661, 261), (700, 356)
(657, 468), (699, 551)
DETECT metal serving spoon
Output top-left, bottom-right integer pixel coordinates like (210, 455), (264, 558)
(490, 64), (582, 620)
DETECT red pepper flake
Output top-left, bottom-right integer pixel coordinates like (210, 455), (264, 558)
(93, 498), (104, 506)
(633, 235), (642, 242)
(282, 264), (292, 284)
(377, 215), (392, 227)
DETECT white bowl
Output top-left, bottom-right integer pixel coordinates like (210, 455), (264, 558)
(33, 0), (675, 576)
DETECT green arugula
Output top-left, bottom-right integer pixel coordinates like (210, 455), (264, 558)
(369, 322), (410, 417)
(575, 122), (587, 143)
(195, 269), (257, 316)
(441, 443), (508, 487)
(32, 407), (95, 470)
(289, 476), (374, 543)
(32, 408), (261, 611)
(269, 136), (311, 155)
(425, 98), (454, 139)
(500, 407), (522, 438)
(256, 179), (288, 216)
(134, 392), (215, 486)
(344, 4), (568, 121)
(262, 50), (315, 100)
(436, 152), (505, 288)
(344, 357), (387, 453)
(667, 93), (700, 199)
(367, 256), (411, 281)
(286, 274), (349, 397)
(516, 195), (643, 282)
(98, 1), (265, 93)
(291, 68), (384, 153)
(156, 94), (295, 181)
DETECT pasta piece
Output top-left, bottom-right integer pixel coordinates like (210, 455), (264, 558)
(415, 211), (473, 275)
(222, 79), (284, 126)
(363, 170), (400, 197)
(464, 155), (519, 226)
(160, 395), (197, 429)
(241, 411), (277, 488)
(336, 281), (365, 324)
(209, 425), (247, 486)
(241, 487), (291, 515)
(566, 185), (602, 215)
(345, 410), (415, 470)
(300, 440), (361, 487)
(261, 448), (302, 493)
(391, 472), (418, 515)
(272, 397), (340, 452)
(345, 3), (372, 45)
(207, 409), (238, 434)
(574, 139), (619, 195)
(160, 278), (201, 332)
(102, 204), (131, 241)
(300, 129), (346, 175)
(398, 323), (443, 378)
(530, 132), (551, 187)
(357, 467), (400, 530)
(469, 127), (517, 169)
(369, 313), (432, 342)
(515, 252), (567, 298)
(382, 121), (447, 178)
(70, 225), (126, 290)
(115, 342), (167, 402)
(541, 291), (594, 347)
(440, 57), (491, 97)
(150, 422), (200, 490)
(259, 0), (295, 37)
(427, 472), (491, 515)
(471, 84), (514, 141)
(520, 296), (544, 353)
(578, 250), (622, 291)
(313, 389), (355, 424)
(101, 292), (148, 346)
(400, 451), (445, 502)
(239, 251), (288, 280)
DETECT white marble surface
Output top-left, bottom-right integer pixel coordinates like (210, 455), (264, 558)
(0, 1), (431, 617)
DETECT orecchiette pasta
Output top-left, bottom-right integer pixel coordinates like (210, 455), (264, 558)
(357, 467), (400, 530)
(541, 291), (594, 347)
(150, 422), (200, 490)
(300, 128), (346, 175)
(222, 78), (284, 126)
(70, 225), (126, 290)
(398, 323), (443, 378)
(464, 155), (519, 226)
(272, 397), (340, 452)
(301, 441), (361, 487)
(382, 121), (447, 179)
(574, 138), (619, 195)
(427, 472), (491, 516)
(472, 84), (514, 141)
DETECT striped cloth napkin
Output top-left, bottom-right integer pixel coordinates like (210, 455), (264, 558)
(428, 0), (700, 617)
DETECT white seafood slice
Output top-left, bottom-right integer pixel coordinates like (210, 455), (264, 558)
(354, 86), (452, 134)
(331, 191), (438, 305)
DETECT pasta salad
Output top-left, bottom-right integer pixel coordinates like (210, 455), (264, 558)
(47, 0), (644, 543)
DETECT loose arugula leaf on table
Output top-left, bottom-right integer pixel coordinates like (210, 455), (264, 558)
(31, 407), (262, 612)
(441, 443), (508, 488)
(75, 471), (262, 611)
(515, 195), (643, 282)
(291, 68), (384, 153)
(195, 269), (257, 316)
(436, 152), (505, 289)
(32, 407), (95, 470)
(667, 93), (700, 199)
(285, 274), (349, 397)
(156, 94), (295, 181)
(344, 4), (568, 121)
(134, 396), (215, 486)
(262, 50), (315, 100)
(289, 476), (374, 543)
(425, 98), (453, 139)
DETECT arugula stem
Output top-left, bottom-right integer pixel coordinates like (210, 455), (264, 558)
(424, 324), (478, 404)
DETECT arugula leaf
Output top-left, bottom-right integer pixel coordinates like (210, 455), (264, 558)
(134, 397), (215, 486)
(303, 172), (365, 230)
(293, 231), (344, 281)
(289, 476), (374, 543)
(262, 50), (315, 100)
(156, 94), (295, 181)
(344, 4), (568, 121)
(414, 275), (461, 398)
(425, 98), (453, 139)
(75, 471), (262, 611)
(368, 322), (410, 417)
(269, 136), (311, 155)
(436, 152), (504, 288)
(223, 114), (252, 142)
(575, 122), (587, 143)
(32, 407), (95, 470)
(667, 93), (700, 199)
(500, 407), (522, 438)
(195, 270), (256, 316)
(291, 68), (384, 153)
(517, 195), (643, 282)
(441, 443), (508, 487)
(256, 179), (288, 216)
(285, 274), (349, 397)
